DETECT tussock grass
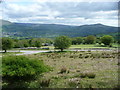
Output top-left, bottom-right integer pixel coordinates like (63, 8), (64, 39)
(80, 72), (96, 78)
(25, 50), (118, 88)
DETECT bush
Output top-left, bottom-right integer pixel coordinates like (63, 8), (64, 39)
(80, 73), (86, 78)
(2, 55), (50, 88)
(59, 67), (67, 74)
(86, 72), (96, 78)
(39, 78), (51, 87)
(68, 78), (80, 88)
(80, 72), (96, 78)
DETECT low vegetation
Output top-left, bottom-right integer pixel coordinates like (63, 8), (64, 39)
(1, 34), (119, 88)
(2, 55), (51, 88)
(80, 72), (96, 78)
(22, 50), (119, 88)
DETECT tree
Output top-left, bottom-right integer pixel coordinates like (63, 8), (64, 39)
(22, 40), (29, 47)
(2, 38), (14, 53)
(54, 36), (71, 51)
(95, 37), (102, 45)
(84, 35), (96, 44)
(30, 38), (42, 47)
(101, 35), (114, 46)
(72, 37), (83, 45)
(14, 40), (24, 48)
(34, 40), (42, 48)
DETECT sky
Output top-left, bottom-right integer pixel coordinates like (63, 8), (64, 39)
(0, 0), (119, 27)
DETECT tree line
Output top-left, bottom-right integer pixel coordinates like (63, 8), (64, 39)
(1, 35), (118, 52)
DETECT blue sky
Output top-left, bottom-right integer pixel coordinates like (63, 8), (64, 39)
(1, 0), (119, 26)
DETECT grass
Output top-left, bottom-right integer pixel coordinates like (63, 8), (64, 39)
(1, 44), (119, 88)
(25, 50), (119, 88)
(45, 44), (119, 50)
(0, 52), (23, 57)
(16, 44), (119, 50)
(70, 44), (119, 49)
(70, 44), (102, 48)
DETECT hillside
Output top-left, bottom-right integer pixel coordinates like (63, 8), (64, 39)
(0, 19), (12, 25)
(1, 20), (118, 38)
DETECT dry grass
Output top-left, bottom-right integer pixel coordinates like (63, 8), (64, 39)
(26, 50), (119, 88)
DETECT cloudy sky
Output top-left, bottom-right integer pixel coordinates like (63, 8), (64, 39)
(0, 0), (119, 27)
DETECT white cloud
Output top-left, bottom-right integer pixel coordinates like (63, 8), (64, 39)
(35, 0), (119, 2)
(3, 2), (61, 19)
(3, 0), (119, 2)
(91, 10), (118, 19)
(1, 1), (118, 27)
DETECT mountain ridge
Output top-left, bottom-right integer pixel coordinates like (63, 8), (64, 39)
(1, 19), (117, 27)
(1, 20), (118, 38)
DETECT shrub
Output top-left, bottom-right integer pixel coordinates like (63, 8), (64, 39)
(84, 55), (89, 58)
(80, 73), (86, 78)
(69, 55), (74, 58)
(68, 78), (80, 87)
(80, 72), (96, 78)
(59, 67), (67, 74)
(52, 75), (59, 79)
(76, 69), (81, 72)
(39, 78), (51, 87)
(86, 72), (96, 78)
(2, 55), (50, 88)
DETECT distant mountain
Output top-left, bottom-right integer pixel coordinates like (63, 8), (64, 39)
(0, 19), (12, 25)
(1, 20), (118, 38)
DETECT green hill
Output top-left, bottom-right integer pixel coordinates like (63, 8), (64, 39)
(1, 20), (118, 38)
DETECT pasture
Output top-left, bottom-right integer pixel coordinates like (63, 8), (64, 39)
(24, 50), (119, 88)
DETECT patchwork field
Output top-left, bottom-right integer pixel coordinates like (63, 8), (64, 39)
(24, 50), (119, 88)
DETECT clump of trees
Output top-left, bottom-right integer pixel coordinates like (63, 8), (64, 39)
(71, 35), (115, 47)
(72, 37), (83, 45)
(1, 37), (54, 52)
(1, 34), (117, 52)
(84, 35), (96, 44)
(28, 38), (42, 47)
(71, 35), (96, 45)
(54, 36), (71, 51)
(13, 38), (53, 48)
(100, 35), (114, 46)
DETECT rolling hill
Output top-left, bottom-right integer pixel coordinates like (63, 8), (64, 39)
(1, 20), (118, 38)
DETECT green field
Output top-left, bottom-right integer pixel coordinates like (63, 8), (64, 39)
(70, 45), (107, 49)
(35, 44), (119, 50)
(0, 52), (22, 57)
